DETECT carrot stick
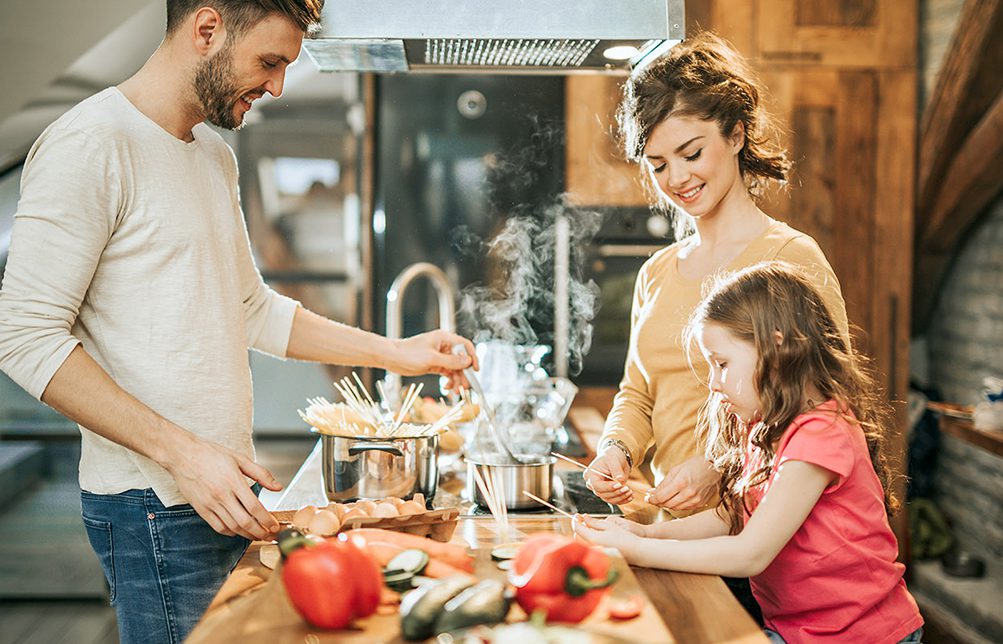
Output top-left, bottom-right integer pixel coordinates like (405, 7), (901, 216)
(345, 538), (405, 567)
(423, 558), (471, 579)
(348, 528), (474, 571)
(343, 535), (471, 579)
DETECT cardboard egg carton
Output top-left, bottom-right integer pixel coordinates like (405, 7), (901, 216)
(272, 499), (460, 543)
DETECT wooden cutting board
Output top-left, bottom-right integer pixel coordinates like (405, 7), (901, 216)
(187, 546), (675, 643)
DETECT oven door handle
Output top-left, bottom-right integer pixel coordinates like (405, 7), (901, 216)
(596, 244), (666, 258)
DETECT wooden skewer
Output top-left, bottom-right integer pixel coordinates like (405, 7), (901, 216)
(550, 451), (625, 485)
(472, 465), (501, 523)
(549, 451), (656, 506)
(522, 491), (575, 520)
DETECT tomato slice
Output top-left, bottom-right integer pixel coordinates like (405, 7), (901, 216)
(607, 595), (644, 620)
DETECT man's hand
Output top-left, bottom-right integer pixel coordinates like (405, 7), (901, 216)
(645, 454), (719, 511)
(163, 433), (283, 541)
(583, 448), (633, 505)
(389, 330), (478, 389)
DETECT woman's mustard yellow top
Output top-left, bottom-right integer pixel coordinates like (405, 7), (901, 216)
(600, 220), (850, 482)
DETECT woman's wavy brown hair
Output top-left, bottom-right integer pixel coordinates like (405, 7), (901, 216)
(618, 32), (790, 236)
(683, 262), (899, 534)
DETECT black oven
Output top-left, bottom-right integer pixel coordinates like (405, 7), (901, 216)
(577, 207), (673, 385)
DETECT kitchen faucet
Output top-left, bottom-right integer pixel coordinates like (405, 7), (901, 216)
(382, 262), (456, 409)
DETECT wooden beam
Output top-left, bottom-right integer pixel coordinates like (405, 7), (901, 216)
(917, 0), (1003, 217)
(914, 89), (1003, 327)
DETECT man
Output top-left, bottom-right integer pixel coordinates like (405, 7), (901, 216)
(0, 1), (475, 642)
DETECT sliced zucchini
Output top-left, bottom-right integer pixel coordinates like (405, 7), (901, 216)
(496, 559), (513, 571)
(386, 548), (430, 576)
(490, 544), (520, 561)
(383, 569), (417, 592)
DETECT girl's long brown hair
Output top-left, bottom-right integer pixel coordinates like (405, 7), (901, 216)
(684, 262), (899, 534)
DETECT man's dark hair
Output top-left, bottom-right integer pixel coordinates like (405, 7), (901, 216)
(166, 0), (323, 36)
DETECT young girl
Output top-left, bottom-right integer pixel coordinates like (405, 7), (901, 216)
(574, 262), (923, 643)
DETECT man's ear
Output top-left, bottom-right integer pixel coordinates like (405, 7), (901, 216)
(729, 121), (746, 152)
(192, 7), (226, 55)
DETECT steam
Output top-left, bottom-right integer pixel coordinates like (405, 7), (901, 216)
(454, 199), (602, 376)
(451, 117), (604, 376)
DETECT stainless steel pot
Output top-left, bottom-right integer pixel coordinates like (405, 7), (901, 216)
(466, 456), (555, 510)
(317, 432), (439, 503)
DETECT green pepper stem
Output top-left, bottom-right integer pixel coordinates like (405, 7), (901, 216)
(564, 565), (620, 597)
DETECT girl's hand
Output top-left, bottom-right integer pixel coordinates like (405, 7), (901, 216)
(646, 455), (720, 511)
(603, 515), (651, 537)
(572, 514), (639, 552)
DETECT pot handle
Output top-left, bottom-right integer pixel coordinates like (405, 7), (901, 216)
(348, 441), (403, 457)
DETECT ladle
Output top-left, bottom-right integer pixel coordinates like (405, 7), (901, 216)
(452, 344), (524, 463)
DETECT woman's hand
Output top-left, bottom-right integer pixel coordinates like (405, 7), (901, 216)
(572, 514), (639, 552)
(583, 448), (633, 505)
(645, 455), (720, 511)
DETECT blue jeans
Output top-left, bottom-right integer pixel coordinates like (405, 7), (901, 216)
(765, 627), (923, 643)
(81, 487), (254, 644)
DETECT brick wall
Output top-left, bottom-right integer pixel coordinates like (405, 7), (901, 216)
(921, 0), (1003, 563)
(927, 202), (1003, 560)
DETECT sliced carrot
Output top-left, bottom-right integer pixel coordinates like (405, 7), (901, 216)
(347, 528), (473, 572)
(607, 595), (644, 620)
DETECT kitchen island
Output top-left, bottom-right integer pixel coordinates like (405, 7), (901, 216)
(186, 409), (767, 643)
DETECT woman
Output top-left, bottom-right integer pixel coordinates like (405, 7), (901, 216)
(583, 32), (850, 620)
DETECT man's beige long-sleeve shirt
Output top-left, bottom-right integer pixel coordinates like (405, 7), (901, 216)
(0, 88), (299, 506)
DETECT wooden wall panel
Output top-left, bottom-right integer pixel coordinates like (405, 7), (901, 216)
(834, 71), (880, 344)
(564, 75), (649, 207)
(757, 0), (916, 68)
(796, 0), (877, 27)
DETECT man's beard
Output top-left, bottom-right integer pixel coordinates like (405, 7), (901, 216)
(193, 43), (244, 130)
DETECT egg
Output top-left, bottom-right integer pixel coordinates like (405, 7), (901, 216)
(307, 509), (341, 536)
(355, 500), (378, 515)
(325, 502), (348, 519)
(385, 496), (406, 507)
(341, 506), (370, 522)
(371, 503), (399, 518)
(397, 500), (425, 515)
(292, 505), (318, 529)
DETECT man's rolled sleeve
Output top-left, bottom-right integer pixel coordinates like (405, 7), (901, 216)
(0, 127), (118, 399)
(245, 287), (299, 357)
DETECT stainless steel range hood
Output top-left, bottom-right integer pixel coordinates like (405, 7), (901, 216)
(303, 0), (684, 74)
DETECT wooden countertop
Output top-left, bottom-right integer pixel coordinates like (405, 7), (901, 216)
(187, 409), (766, 643)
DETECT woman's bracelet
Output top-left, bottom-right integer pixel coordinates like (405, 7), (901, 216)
(600, 438), (634, 469)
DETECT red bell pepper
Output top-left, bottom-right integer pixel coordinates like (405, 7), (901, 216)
(509, 534), (619, 623)
(279, 531), (382, 630)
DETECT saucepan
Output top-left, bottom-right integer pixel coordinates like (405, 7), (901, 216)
(466, 455), (555, 510)
(316, 431), (439, 503)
